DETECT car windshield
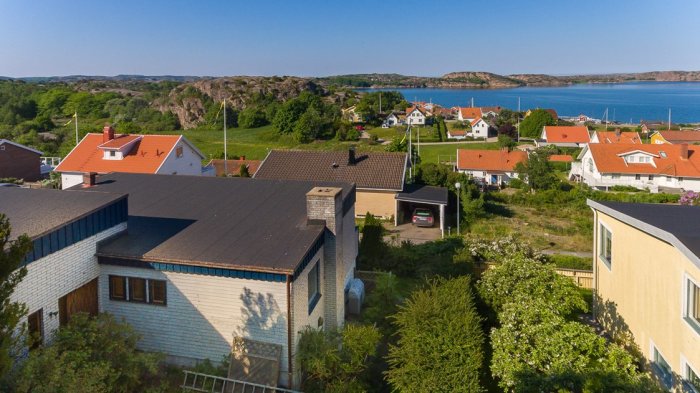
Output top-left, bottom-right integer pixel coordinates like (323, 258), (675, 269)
(415, 210), (431, 216)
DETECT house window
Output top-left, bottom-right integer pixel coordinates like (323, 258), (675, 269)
(308, 261), (321, 314)
(109, 275), (127, 300)
(149, 279), (167, 305)
(110, 275), (167, 305)
(27, 309), (43, 349)
(635, 174), (641, 180)
(599, 223), (612, 268)
(685, 362), (700, 393)
(649, 175), (654, 180)
(680, 177), (685, 182)
(129, 278), (146, 303)
(611, 174), (620, 180)
(666, 176), (672, 182)
(687, 277), (700, 330)
(652, 345), (673, 389)
(109, 151), (116, 157)
(628, 156), (635, 163)
(176, 146), (183, 158)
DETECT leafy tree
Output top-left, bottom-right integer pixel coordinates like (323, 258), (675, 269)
(13, 313), (162, 393)
(497, 134), (516, 150)
(460, 184), (486, 226)
(497, 122), (517, 138)
(360, 272), (402, 335)
(478, 255), (587, 316)
(357, 213), (386, 270)
(355, 91), (407, 122)
(415, 163), (451, 187)
(387, 276), (485, 392)
(0, 214), (32, 380)
(293, 108), (322, 143)
(297, 324), (381, 393)
(494, 108), (520, 128)
(238, 107), (268, 129)
(515, 148), (559, 191)
(519, 109), (555, 138)
(272, 98), (307, 134)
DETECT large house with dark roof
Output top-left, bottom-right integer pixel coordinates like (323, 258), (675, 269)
(3, 173), (359, 389)
(588, 201), (700, 390)
(55, 125), (207, 189)
(255, 149), (408, 218)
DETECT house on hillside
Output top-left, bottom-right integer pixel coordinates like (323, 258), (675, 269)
(2, 173), (360, 390)
(590, 130), (642, 144)
(384, 112), (403, 127)
(446, 129), (467, 140)
(587, 200), (700, 391)
(470, 118), (495, 139)
(456, 148), (527, 186)
(538, 125), (590, 147)
(0, 139), (42, 181)
(480, 106), (502, 118)
(55, 126), (207, 189)
(254, 149), (450, 237)
(208, 158), (261, 177)
(573, 143), (700, 192)
(406, 107), (427, 125)
(650, 130), (700, 145)
(457, 107), (482, 122)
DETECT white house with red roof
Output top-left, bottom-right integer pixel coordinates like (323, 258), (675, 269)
(470, 118), (494, 139)
(456, 148), (528, 185)
(406, 107), (427, 125)
(573, 143), (700, 192)
(538, 125), (590, 147)
(457, 107), (482, 122)
(55, 126), (207, 189)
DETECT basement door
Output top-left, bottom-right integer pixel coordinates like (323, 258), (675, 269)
(59, 278), (99, 326)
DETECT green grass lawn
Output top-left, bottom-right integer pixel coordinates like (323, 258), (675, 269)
(418, 142), (501, 164)
(159, 125), (388, 161)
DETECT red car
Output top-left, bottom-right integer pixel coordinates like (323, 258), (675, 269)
(355, 125), (365, 131)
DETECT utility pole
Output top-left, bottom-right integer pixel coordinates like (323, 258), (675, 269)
(517, 97), (520, 142)
(74, 112), (79, 144)
(223, 98), (228, 175)
(408, 125), (412, 182)
(379, 92), (382, 114)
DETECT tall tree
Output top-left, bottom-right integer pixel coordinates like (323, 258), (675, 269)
(387, 276), (485, 392)
(515, 148), (559, 191)
(0, 214), (32, 379)
(519, 109), (555, 138)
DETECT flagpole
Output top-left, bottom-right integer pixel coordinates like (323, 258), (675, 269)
(75, 112), (78, 144)
(223, 99), (228, 175)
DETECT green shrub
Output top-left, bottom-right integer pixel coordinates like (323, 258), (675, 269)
(547, 254), (593, 270)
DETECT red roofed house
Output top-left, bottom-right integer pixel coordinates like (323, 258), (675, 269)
(538, 125), (590, 147)
(406, 107), (427, 125)
(549, 154), (574, 163)
(650, 130), (700, 145)
(55, 126), (206, 189)
(457, 107), (483, 122)
(447, 129), (467, 140)
(576, 143), (700, 192)
(456, 148), (528, 186)
(591, 130), (642, 144)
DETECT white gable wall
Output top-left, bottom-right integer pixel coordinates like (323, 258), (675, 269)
(157, 140), (203, 176)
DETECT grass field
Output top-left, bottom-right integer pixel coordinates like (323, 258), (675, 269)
(159, 125), (387, 161)
(418, 142), (501, 164)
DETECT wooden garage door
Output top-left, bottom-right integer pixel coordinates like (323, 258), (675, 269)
(59, 278), (98, 326)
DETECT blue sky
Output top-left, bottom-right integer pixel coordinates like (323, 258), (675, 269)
(1, 0), (699, 77)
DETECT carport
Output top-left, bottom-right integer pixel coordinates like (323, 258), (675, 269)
(394, 184), (449, 238)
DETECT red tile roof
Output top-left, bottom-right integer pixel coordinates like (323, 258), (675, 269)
(448, 130), (467, 136)
(98, 134), (142, 149)
(657, 130), (700, 143)
(470, 118), (483, 126)
(543, 126), (590, 144)
(549, 154), (573, 162)
(595, 131), (641, 144)
(55, 133), (183, 174)
(459, 107), (482, 119)
(457, 149), (527, 171)
(588, 143), (700, 177)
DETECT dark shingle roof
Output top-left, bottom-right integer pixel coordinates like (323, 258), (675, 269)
(396, 184), (448, 205)
(75, 173), (354, 274)
(254, 150), (407, 191)
(589, 200), (700, 264)
(0, 188), (125, 241)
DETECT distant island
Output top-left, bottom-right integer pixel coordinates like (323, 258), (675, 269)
(2, 70), (700, 89)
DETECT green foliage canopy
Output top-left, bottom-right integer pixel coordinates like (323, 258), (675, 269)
(520, 109), (555, 138)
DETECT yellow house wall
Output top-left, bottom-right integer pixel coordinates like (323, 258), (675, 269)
(355, 190), (396, 218)
(650, 133), (668, 144)
(594, 211), (700, 378)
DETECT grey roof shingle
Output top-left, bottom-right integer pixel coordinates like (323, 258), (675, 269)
(0, 188), (126, 241)
(254, 150), (407, 191)
(75, 173), (354, 274)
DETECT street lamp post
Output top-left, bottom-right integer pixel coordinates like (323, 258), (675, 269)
(455, 182), (461, 235)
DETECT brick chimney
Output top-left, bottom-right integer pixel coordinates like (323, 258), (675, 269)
(348, 147), (356, 166)
(306, 186), (346, 329)
(82, 172), (97, 187)
(680, 143), (689, 160)
(103, 125), (115, 143)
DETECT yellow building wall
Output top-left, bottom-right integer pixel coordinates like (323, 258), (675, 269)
(355, 190), (396, 218)
(650, 133), (668, 144)
(594, 211), (700, 379)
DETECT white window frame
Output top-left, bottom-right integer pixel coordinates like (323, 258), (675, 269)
(650, 340), (674, 390)
(598, 221), (613, 271)
(681, 355), (700, 393)
(683, 273), (700, 335)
